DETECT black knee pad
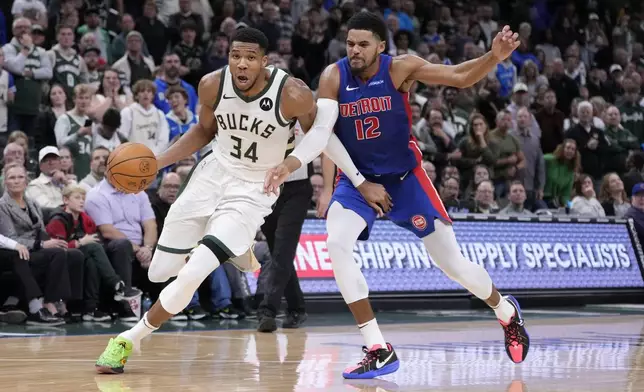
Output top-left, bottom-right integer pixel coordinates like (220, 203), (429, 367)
(199, 235), (234, 263)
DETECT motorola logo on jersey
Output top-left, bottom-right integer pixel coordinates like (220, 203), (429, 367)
(339, 96), (393, 118)
(259, 97), (273, 111)
(216, 113), (276, 138)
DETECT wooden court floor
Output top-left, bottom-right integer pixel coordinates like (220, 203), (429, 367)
(0, 310), (643, 392)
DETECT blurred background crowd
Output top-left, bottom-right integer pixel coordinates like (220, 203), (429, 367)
(3, 0), (644, 327)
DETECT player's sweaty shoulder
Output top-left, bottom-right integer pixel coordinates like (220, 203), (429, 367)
(390, 54), (426, 90)
(280, 77), (315, 120)
(317, 63), (340, 100)
(198, 69), (224, 109)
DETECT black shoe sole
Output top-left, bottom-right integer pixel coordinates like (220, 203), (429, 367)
(257, 317), (277, 333)
(0, 310), (27, 324)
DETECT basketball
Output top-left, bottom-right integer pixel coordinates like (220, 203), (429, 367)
(106, 142), (158, 194)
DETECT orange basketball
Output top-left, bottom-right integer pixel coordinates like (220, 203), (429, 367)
(106, 142), (158, 194)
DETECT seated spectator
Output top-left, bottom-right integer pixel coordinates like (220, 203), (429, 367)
(565, 101), (608, 186)
(85, 178), (158, 320)
(570, 174), (606, 217)
(598, 173), (631, 218)
(440, 176), (472, 213)
(422, 160), (436, 183)
(499, 181), (534, 215)
(0, 46), (15, 139)
(472, 180), (499, 214)
(0, 163), (84, 323)
(489, 110), (524, 199)
(454, 113), (496, 188)
(26, 146), (74, 209)
(111, 14), (151, 62)
(165, 86), (198, 144)
(92, 108), (124, 151)
(7, 130), (37, 174)
(625, 183), (644, 246)
(34, 84), (68, 151)
(512, 107), (546, 210)
(1, 142), (26, 192)
(154, 53), (198, 115)
(534, 89), (565, 155)
(89, 69), (134, 121)
(80, 147), (109, 191)
(54, 84), (93, 180)
(3, 17), (53, 132)
(543, 139), (580, 208)
(58, 146), (77, 183)
(462, 164), (491, 201)
(118, 80), (169, 156)
(76, 7), (111, 63)
(603, 105), (639, 174)
(47, 184), (142, 320)
(112, 31), (155, 87)
(624, 152), (644, 198)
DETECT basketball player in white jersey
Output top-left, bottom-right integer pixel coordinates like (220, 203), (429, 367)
(95, 28), (390, 374)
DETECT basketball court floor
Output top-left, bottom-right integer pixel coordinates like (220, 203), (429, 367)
(0, 305), (643, 392)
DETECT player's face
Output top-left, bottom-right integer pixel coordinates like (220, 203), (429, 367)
(346, 30), (385, 75)
(229, 42), (267, 92)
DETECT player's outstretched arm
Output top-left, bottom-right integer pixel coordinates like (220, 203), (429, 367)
(155, 72), (220, 169)
(394, 26), (520, 89)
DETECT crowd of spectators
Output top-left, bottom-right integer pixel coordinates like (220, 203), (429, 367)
(3, 0), (644, 325)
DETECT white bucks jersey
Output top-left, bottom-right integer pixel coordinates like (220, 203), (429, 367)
(213, 66), (295, 182)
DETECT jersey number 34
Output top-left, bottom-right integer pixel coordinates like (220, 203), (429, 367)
(355, 116), (381, 140)
(230, 135), (258, 163)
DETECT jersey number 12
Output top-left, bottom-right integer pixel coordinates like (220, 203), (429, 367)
(230, 135), (258, 163)
(355, 116), (381, 140)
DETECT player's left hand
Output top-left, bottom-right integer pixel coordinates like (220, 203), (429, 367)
(264, 163), (290, 196)
(491, 25), (520, 61)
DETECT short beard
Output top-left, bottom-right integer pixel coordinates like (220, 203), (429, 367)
(350, 55), (378, 76)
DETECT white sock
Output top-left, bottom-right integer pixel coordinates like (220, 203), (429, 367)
(118, 312), (158, 344)
(358, 319), (387, 349)
(28, 298), (42, 314)
(492, 297), (516, 324)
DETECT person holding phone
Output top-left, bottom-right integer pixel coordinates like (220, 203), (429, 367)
(54, 84), (95, 179)
(46, 185), (143, 321)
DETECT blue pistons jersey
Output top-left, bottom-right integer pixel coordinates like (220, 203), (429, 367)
(335, 54), (417, 176)
(330, 54), (451, 240)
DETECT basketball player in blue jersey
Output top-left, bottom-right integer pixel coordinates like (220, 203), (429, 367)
(265, 12), (529, 380)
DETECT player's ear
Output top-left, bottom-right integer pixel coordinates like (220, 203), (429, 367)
(377, 40), (386, 55)
(261, 54), (268, 67)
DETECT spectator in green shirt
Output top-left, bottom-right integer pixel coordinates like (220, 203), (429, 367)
(543, 139), (580, 208)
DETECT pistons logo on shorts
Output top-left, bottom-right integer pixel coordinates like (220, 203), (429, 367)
(411, 215), (427, 231)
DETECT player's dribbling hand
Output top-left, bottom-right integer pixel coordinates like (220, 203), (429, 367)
(491, 25), (520, 61)
(357, 181), (393, 217)
(264, 163), (290, 196)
